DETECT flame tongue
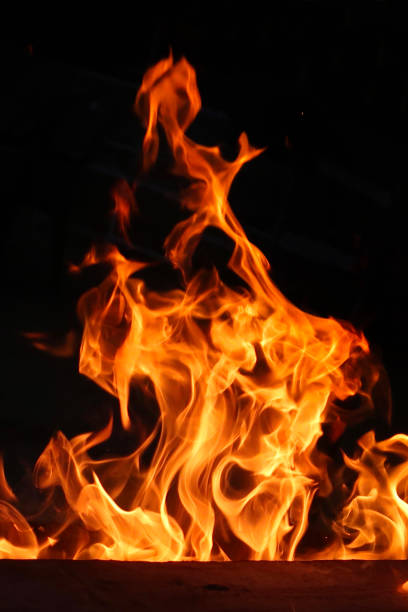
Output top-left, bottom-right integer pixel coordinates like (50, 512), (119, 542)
(1, 55), (408, 561)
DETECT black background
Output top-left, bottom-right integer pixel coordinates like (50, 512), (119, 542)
(1, 3), (407, 490)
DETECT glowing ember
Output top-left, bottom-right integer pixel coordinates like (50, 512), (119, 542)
(1, 55), (408, 561)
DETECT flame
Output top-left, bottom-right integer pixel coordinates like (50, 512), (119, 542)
(1, 55), (408, 561)
(23, 330), (78, 358)
(111, 178), (138, 244)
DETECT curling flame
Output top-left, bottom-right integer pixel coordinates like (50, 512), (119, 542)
(1, 55), (408, 561)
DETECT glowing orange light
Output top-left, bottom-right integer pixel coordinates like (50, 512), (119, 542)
(1, 55), (407, 561)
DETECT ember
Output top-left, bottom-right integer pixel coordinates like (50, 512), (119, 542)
(1, 54), (408, 561)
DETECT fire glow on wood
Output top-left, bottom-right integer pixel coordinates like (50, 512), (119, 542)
(1, 54), (408, 561)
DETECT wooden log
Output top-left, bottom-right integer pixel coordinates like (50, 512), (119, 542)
(1, 560), (408, 611)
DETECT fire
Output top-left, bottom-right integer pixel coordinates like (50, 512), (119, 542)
(1, 54), (408, 561)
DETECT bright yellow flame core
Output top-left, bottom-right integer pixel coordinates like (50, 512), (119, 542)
(1, 55), (408, 561)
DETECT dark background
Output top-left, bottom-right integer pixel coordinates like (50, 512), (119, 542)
(1, 3), (407, 488)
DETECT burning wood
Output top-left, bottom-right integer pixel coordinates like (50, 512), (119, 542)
(0, 54), (407, 562)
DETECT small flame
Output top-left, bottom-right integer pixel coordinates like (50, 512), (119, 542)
(1, 55), (407, 561)
(24, 330), (78, 358)
(0, 456), (16, 503)
(111, 179), (138, 244)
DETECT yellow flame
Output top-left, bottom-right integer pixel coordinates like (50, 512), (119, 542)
(0, 55), (407, 561)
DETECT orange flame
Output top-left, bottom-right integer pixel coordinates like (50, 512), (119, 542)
(111, 179), (138, 244)
(1, 55), (407, 561)
(23, 330), (78, 358)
